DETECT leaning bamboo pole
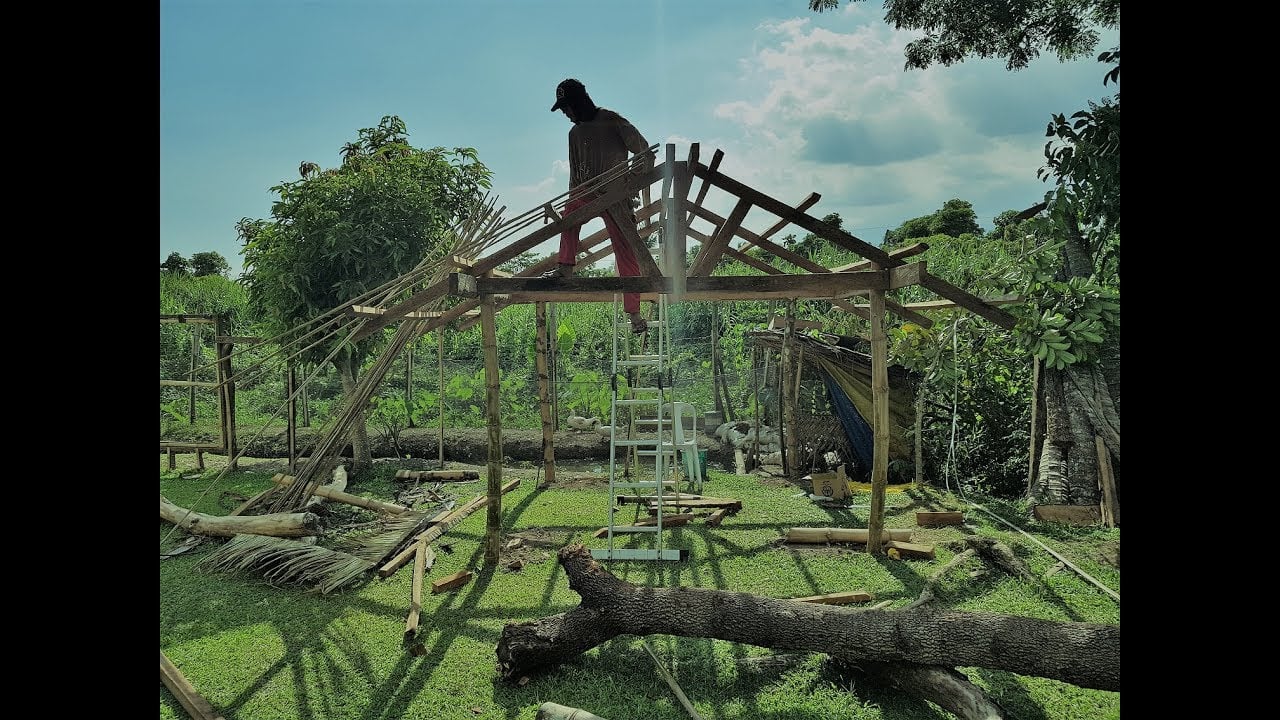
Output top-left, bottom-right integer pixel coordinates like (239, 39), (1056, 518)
(782, 303), (799, 477)
(378, 478), (521, 578)
(481, 298), (503, 566)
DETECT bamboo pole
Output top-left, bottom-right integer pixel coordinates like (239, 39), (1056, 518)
(300, 363), (311, 427)
(438, 329), (445, 465)
(287, 363), (298, 474)
(785, 527), (912, 544)
(711, 304), (724, 416)
(536, 302), (556, 485)
(642, 640), (705, 720)
(481, 299), (503, 567)
(214, 316), (228, 458)
(782, 303), (799, 478)
(914, 384), (925, 487)
(405, 340), (415, 428)
(188, 324), (199, 424)
(752, 347), (760, 468)
(866, 265), (889, 555)
(270, 474), (410, 514)
(404, 541), (435, 641)
(379, 479), (521, 578)
(161, 650), (225, 720)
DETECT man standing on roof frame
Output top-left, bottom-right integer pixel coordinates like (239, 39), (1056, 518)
(542, 77), (656, 335)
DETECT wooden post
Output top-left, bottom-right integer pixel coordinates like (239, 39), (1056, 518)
(214, 316), (237, 470)
(481, 299), (503, 567)
(711, 305), (724, 416)
(188, 325), (199, 424)
(914, 384), (925, 487)
(300, 363), (310, 427)
(287, 363), (298, 474)
(549, 303), (560, 430)
(782, 303), (800, 478)
(536, 302), (556, 485)
(438, 329), (445, 466)
(751, 347), (761, 468)
(866, 265), (889, 555)
(405, 339), (415, 428)
(1096, 436), (1119, 527)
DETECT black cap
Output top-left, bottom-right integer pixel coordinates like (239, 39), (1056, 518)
(551, 78), (586, 111)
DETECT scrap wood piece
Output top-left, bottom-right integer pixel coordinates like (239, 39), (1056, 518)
(404, 541), (436, 643)
(396, 469), (480, 482)
(785, 528), (912, 545)
(379, 479), (520, 578)
(505, 538), (525, 551)
(161, 650), (226, 720)
(884, 541), (935, 560)
(915, 511), (964, 527)
(593, 514), (696, 538)
(228, 485), (278, 517)
(1032, 504), (1101, 525)
(705, 508), (730, 527)
(617, 494), (702, 504)
(272, 473), (409, 515)
(648, 498), (741, 512)
(432, 569), (474, 594)
(495, 545), (1120, 700)
(790, 590), (874, 606)
(160, 494), (321, 538)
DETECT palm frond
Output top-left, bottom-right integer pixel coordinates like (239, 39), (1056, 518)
(200, 534), (373, 595)
(332, 508), (440, 563)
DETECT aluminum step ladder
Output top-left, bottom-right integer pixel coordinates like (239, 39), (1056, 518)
(594, 292), (685, 561)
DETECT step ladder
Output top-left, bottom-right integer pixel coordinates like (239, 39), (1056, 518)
(594, 293), (685, 561)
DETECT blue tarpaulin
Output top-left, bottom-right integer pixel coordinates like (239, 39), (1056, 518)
(822, 372), (873, 471)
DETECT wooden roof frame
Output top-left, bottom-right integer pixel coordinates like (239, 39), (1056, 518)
(348, 143), (1016, 341)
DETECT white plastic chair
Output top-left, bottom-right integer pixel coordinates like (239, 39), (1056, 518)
(661, 401), (703, 492)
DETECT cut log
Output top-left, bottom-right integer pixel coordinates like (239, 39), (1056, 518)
(916, 511), (964, 527)
(786, 528), (912, 544)
(272, 473), (409, 515)
(396, 469), (480, 482)
(884, 541), (935, 560)
(160, 495), (320, 538)
(791, 590), (874, 606)
(536, 703), (608, 720)
(495, 545), (1119, 694)
(431, 569), (474, 594)
(1032, 505), (1101, 525)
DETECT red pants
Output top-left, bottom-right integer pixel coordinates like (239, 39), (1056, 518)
(558, 197), (641, 314)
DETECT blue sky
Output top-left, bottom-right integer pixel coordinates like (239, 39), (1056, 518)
(160, 0), (1119, 278)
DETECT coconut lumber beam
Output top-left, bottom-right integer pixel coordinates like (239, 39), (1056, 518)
(593, 514), (696, 538)
(902, 294), (1022, 311)
(537, 703), (608, 720)
(160, 650), (226, 720)
(832, 243), (931, 272)
(606, 204), (665, 278)
(270, 473), (409, 515)
(404, 542), (436, 642)
(160, 495), (320, 538)
(683, 148), (724, 227)
(918, 271), (1018, 329)
(458, 272), (892, 303)
(481, 298), (504, 567)
(379, 478), (521, 578)
(1096, 435), (1120, 528)
(885, 541), (936, 560)
(536, 302), (556, 485)
(495, 545), (1120, 693)
(755, 192), (822, 242)
(785, 527), (912, 544)
(916, 511), (964, 527)
(616, 494), (702, 503)
(691, 163), (896, 266)
(689, 197), (752, 277)
(705, 508), (730, 527)
(395, 469), (480, 482)
(1032, 505), (1102, 525)
(648, 498), (741, 511)
(791, 590), (874, 606)
(432, 569), (474, 594)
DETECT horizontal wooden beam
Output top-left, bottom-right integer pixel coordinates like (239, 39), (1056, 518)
(349, 305), (478, 320)
(159, 315), (215, 324)
(450, 255), (512, 278)
(832, 242), (930, 273)
(160, 380), (218, 388)
(918, 272), (1018, 329)
(453, 271), (890, 302)
(159, 442), (223, 452)
(903, 294), (1022, 311)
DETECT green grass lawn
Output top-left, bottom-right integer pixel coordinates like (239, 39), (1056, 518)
(161, 455), (1119, 720)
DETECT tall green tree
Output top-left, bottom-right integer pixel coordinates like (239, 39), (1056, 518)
(161, 252), (189, 274)
(190, 251), (231, 278)
(809, 0), (1120, 506)
(238, 115), (491, 469)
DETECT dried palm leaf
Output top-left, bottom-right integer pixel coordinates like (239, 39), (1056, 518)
(200, 534), (372, 595)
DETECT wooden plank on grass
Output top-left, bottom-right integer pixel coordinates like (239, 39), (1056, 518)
(648, 498), (741, 511)
(1032, 504), (1102, 525)
(786, 527), (912, 544)
(161, 650), (225, 720)
(395, 469), (480, 481)
(791, 590), (874, 606)
(379, 479), (521, 577)
(884, 540), (935, 560)
(431, 569), (474, 594)
(916, 511), (964, 527)
(595, 514), (696, 537)
(705, 508), (729, 527)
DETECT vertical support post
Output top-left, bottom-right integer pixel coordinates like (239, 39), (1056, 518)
(214, 317), (228, 455)
(300, 363), (311, 427)
(481, 299), (503, 567)
(536, 302), (556, 485)
(711, 305), (724, 416)
(550, 304), (560, 430)
(782, 303), (799, 478)
(751, 347), (761, 469)
(914, 385), (925, 487)
(866, 265), (889, 555)
(287, 362), (298, 474)
(214, 315), (237, 470)
(405, 340), (415, 428)
(188, 325), (199, 424)
(438, 329), (446, 466)
(1027, 356), (1043, 495)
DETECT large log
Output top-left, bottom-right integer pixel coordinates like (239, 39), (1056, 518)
(496, 545), (1119, 693)
(160, 495), (320, 538)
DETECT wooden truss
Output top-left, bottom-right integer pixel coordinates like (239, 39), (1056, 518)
(335, 143), (1020, 559)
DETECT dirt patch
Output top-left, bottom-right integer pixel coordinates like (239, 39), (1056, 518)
(499, 527), (578, 570)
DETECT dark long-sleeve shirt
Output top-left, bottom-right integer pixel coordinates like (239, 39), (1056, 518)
(568, 108), (655, 195)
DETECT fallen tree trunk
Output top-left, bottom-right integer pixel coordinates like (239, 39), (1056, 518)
(496, 545), (1119, 693)
(160, 495), (321, 537)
